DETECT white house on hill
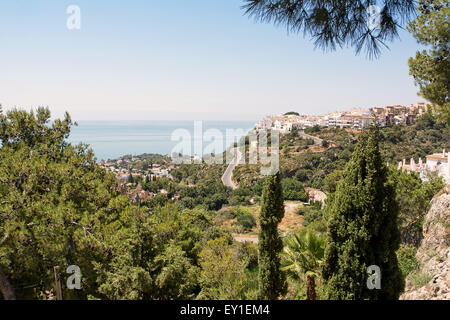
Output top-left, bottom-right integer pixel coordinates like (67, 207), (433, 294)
(399, 149), (450, 184)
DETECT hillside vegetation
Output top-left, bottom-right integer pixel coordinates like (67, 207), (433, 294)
(233, 112), (449, 192)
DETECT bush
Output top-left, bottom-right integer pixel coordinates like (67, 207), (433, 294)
(281, 178), (309, 201)
(242, 265), (259, 300)
(252, 178), (266, 197)
(302, 219), (327, 234)
(213, 209), (235, 225)
(236, 214), (256, 231)
(408, 271), (433, 289)
(240, 243), (259, 268)
(229, 187), (252, 206)
(397, 245), (419, 279)
(302, 207), (323, 227)
(145, 193), (169, 208)
(295, 170), (308, 182)
(297, 203), (327, 235)
(310, 201), (322, 210)
(232, 206), (252, 218)
(179, 196), (196, 209)
(231, 223), (246, 234)
(306, 125), (321, 133)
(204, 193), (228, 211)
(198, 238), (249, 299)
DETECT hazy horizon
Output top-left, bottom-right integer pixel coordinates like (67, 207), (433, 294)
(0, 0), (426, 121)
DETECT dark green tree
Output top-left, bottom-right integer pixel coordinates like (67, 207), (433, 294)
(281, 178), (309, 201)
(322, 127), (404, 300)
(408, 0), (449, 123)
(94, 204), (199, 300)
(0, 107), (126, 300)
(389, 167), (444, 247)
(127, 172), (135, 184)
(197, 237), (249, 300)
(242, 0), (416, 57)
(288, 126), (299, 139)
(258, 173), (287, 300)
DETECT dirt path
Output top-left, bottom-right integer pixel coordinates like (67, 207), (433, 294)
(279, 201), (304, 233)
(232, 201), (304, 243)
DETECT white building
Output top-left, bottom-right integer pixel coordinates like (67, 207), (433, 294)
(425, 151), (450, 184)
(399, 149), (450, 184)
(255, 119), (273, 130)
(273, 120), (293, 133)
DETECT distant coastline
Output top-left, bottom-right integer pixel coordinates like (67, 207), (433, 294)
(68, 120), (255, 161)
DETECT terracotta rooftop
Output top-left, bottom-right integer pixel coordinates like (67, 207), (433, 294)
(426, 154), (448, 160)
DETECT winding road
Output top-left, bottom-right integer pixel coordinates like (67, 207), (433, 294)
(299, 130), (323, 145)
(221, 132), (322, 190)
(223, 131), (325, 245)
(221, 147), (242, 190)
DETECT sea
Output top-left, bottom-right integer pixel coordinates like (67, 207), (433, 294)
(68, 120), (255, 161)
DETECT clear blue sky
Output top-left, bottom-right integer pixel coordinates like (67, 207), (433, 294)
(0, 0), (425, 121)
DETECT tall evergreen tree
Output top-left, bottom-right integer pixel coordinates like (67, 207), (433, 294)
(258, 173), (287, 300)
(322, 127), (404, 300)
(127, 172), (135, 184)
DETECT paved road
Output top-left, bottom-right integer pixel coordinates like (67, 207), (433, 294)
(299, 130), (323, 145)
(233, 236), (259, 244)
(221, 147), (242, 190)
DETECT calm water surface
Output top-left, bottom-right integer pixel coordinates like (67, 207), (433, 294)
(68, 120), (255, 160)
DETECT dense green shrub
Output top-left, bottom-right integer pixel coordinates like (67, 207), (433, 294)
(237, 214), (257, 231)
(397, 245), (419, 280)
(281, 178), (309, 201)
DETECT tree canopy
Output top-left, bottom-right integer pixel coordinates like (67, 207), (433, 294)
(258, 173), (287, 299)
(0, 107), (122, 299)
(322, 127), (404, 299)
(0, 107), (234, 300)
(242, 0), (416, 57)
(408, 0), (449, 123)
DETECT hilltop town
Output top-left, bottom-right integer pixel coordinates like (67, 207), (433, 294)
(97, 153), (173, 181)
(96, 101), (450, 203)
(256, 102), (430, 133)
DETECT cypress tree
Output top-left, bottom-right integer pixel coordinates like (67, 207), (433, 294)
(322, 127), (404, 300)
(258, 173), (287, 300)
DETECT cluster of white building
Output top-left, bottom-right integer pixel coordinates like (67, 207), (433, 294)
(372, 102), (429, 127)
(255, 102), (430, 134)
(399, 149), (450, 184)
(98, 158), (171, 180)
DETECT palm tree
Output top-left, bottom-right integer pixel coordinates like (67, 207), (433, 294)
(281, 231), (325, 300)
